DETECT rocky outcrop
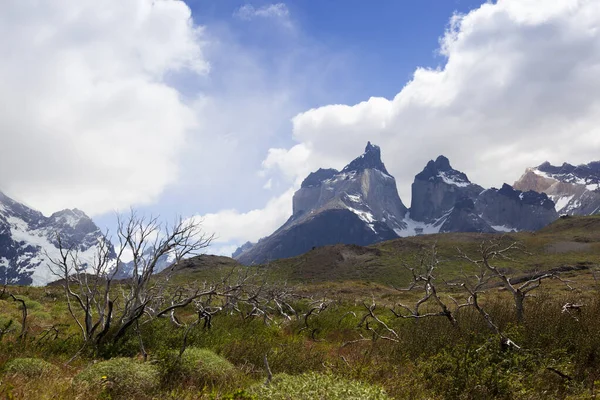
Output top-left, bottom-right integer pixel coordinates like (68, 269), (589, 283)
(236, 209), (397, 265)
(405, 158), (558, 234)
(475, 184), (558, 231)
(232, 241), (255, 259)
(514, 161), (600, 215)
(439, 198), (496, 233)
(234, 147), (563, 266)
(235, 142), (408, 264)
(0, 191), (114, 285)
(410, 156), (483, 223)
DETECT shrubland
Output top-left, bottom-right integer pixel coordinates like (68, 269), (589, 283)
(1, 215), (599, 399)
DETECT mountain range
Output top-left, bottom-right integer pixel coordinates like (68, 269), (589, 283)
(233, 143), (565, 265)
(2, 143), (599, 284)
(0, 191), (114, 285)
(514, 161), (600, 215)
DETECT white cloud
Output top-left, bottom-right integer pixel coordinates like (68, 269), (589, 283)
(0, 0), (207, 215)
(191, 189), (294, 254)
(261, 0), (600, 207)
(234, 3), (291, 26)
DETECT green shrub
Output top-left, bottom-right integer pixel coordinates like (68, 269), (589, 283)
(249, 372), (390, 400)
(0, 315), (21, 335)
(74, 357), (159, 398)
(160, 347), (236, 388)
(3, 357), (58, 378)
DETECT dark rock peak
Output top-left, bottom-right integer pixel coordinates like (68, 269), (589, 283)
(454, 197), (475, 211)
(537, 160), (600, 182)
(300, 168), (339, 188)
(232, 241), (254, 258)
(496, 183), (555, 210)
(415, 155), (471, 184)
(341, 142), (389, 175)
(537, 161), (576, 175)
(433, 155), (452, 171)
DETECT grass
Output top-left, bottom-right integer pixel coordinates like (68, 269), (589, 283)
(166, 215), (600, 293)
(74, 357), (160, 398)
(0, 216), (599, 399)
(249, 372), (391, 399)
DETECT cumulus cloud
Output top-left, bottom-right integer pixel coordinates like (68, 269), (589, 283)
(0, 0), (207, 215)
(262, 0), (600, 205)
(191, 189), (294, 255)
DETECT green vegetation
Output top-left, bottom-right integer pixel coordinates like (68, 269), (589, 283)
(0, 216), (599, 399)
(3, 357), (58, 378)
(74, 357), (160, 397)
(249, 372), (391, 399)
(159, 347), (237, 388)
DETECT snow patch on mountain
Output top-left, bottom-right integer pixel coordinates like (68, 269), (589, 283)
(0, 191), (115, 286)
(438, 171), (471, 187)
(553, 195), (575, 213)
(491, 225), (516, 233)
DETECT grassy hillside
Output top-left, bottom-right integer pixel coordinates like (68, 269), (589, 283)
(171, 215), (600, 291)
(0, 216), (599, 399)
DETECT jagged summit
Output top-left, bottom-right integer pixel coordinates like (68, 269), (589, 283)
(415, 155), (471, 186)
(497, 183), (555, 210)
(514, 159), (600, 215)
(233, 147), (562, 266)
(301, 168), (338, 189)
(341, 141), (389, 175)
(536, 161), (600, 187)
(235, 142), (407, 265)
(0, 190), (114, 285)
(410, 155), (482, 223)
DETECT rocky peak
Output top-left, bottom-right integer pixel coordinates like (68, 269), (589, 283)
(0, 190), (114, 285)
(415, 155), (471, 185)
(410, 155), (482, 223)
(301, 168), (339, 189)
(49, 208), (97, 229)
(232, 241), (255, 258)
(497, 183), (555, 210)
(341, 142), (389, 175)
(537, 161), (600, 187)
(514, 160), (600, 215)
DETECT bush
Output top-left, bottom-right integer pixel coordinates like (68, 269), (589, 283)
(249, 372), (390, 400)
(0, 316), (21, 335)
(3, 357), (58, 378)
(160, 347), (236, 388)
(74, 357), (159, 398)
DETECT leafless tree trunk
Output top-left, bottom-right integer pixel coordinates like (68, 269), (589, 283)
(458, 239), (563, 323)
(47, 210), (214, 357)
(9, 294), (27, 341)
(391, 244), (464, 327)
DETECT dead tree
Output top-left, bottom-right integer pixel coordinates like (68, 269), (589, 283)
(458, 239), (562, 323)
(9, 294), (28, 341)
(391, 244), (462, 327)
(47, 211), (214, 358)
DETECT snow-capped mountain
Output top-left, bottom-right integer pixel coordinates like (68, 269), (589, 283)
(410, 155), (484, 223)
(235, 142), (407, 265)
(514, 161), (600, 215)
(234, 144), (558, 265)
(0, 191), (114, 285)
(400, 157), (558, 235)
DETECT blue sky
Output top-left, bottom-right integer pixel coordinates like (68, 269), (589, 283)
(93, 0), (489, 236)
(3, 0), (600, 257)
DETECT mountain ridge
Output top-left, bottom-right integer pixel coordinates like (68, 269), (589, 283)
(234, 143), (559, 264)
(0, 191), (114, 285)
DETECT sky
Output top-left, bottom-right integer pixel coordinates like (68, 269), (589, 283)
(1, 0), (600, 257)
